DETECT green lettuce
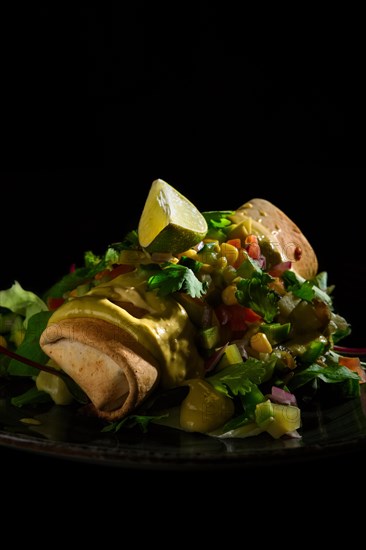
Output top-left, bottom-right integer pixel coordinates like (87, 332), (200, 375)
(0, 281), (48, 328)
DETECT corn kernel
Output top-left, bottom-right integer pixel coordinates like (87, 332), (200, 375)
(200, 263), (214, 274)
(216, 256), (228, 270)
(221, 284), (238, 305)
(250, 332), (273, 354)
(203, 239), (220, 252)
(181, 249), (198, 260)
(220, 242), (239, 266)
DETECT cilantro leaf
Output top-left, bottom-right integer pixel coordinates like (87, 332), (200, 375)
(202, 211), (234, 230)
(202, 211), (234, 240)
(84, 250), (103, 268)
(108, 230), (140, 252)
(43, 266), (96, 300)
(288, 363), (361, 390)
(43, 234), (140, 301)
(147, 263), (208, 298)
(221, 382), (266, 431)
(179, 255), (203, 273)
(43, 248), (111, 300)
(236, 273), (279, 323)
(104, 246), (120, 265)
(311, 271), (329, 292)
(102, 414), (167, 433)
(282, 270), (315, 302)
(207, 357), (274, 398)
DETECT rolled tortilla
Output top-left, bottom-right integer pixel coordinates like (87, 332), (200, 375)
(39, 269), (204, 421)
(233, 198), (318, 279)
(40, 317), (160, 421)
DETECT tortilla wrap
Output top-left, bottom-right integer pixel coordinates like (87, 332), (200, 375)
(234, 198), (318, 279)
(40, 269), (204, 420)
(40, 317), (160, 421)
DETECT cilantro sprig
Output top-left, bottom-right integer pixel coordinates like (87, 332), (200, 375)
(207, 357), (275, 397)
(236, 272), (279, 323)
(147, 263), (208, 298)
(282, 270), (315, 302)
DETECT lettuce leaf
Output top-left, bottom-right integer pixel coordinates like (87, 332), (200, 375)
(0, 281), (48, 327)
(7, 311), (53, 376)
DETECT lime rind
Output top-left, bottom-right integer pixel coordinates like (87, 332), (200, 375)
(138, 179), (208, 254)
(144, 223), (206, 254)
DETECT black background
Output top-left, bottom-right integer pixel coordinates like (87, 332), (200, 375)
(1, 6), (363, 341)
(0, 6), (365, 345)
(1, 6), (364, 478)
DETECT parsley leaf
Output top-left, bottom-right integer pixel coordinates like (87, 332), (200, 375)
(236, 272), (279, 323)
(147, 263), (208, 298)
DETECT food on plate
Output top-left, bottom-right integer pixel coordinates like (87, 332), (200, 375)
(1, 179), (365, 440)
(39, 270), (204, 421)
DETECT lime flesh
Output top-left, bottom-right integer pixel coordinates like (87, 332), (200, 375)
(138, 179), (208, 254)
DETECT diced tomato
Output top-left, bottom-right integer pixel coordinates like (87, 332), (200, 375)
(339, 356), (366, 383)
(47, 297), (65, 310)
(242, 307), (262, 323)
(245, 235), (258, 244)
(227, 310), (247, 332)
(245, 234), (261, 260)
(94, 269), (109, 281)
(94, 264), (134, 281)
(215, 304), (262, 332)
(226, 238), (242, 249)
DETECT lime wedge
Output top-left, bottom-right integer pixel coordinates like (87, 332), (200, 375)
(138, 179), (208, 254)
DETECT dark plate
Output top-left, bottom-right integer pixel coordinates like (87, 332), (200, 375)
(1, 382), (366, 470)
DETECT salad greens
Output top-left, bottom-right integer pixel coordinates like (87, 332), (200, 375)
(1, 208), (365, 441)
